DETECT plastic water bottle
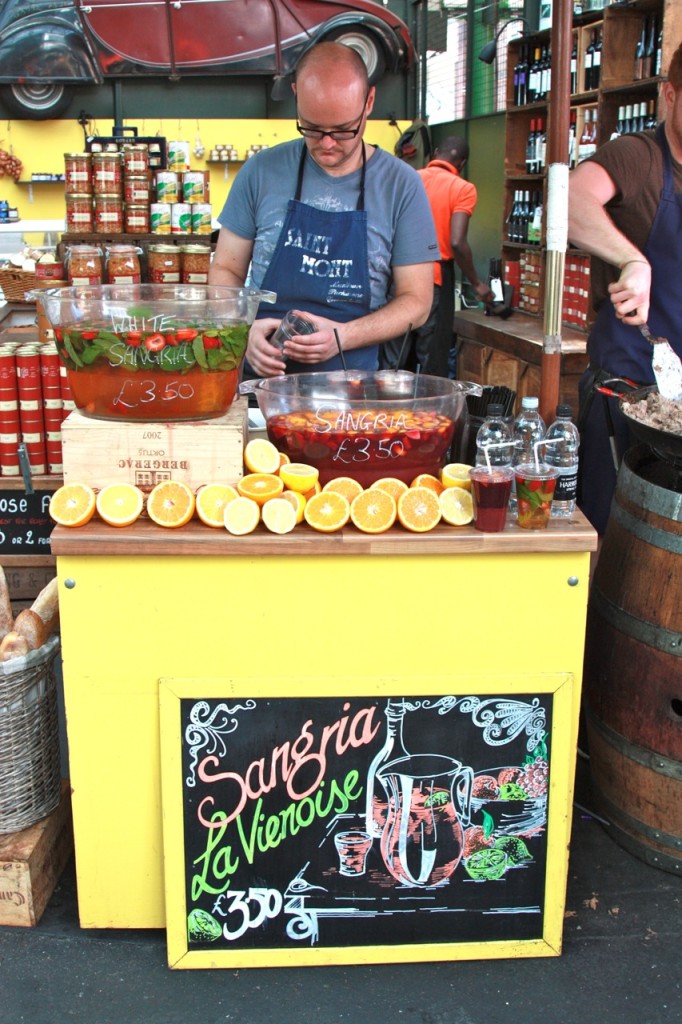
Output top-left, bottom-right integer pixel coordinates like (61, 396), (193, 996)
(545, 404), (580, 517)
(510, 396), (546, 514)
(475, 403), (513, 467)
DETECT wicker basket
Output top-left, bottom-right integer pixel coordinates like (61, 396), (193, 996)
(0, 635), (61, 834)
(0, 266), (39, 304)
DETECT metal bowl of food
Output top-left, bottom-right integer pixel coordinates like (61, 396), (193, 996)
(240, 370), (480, 486)
(35, 284), (275, 421)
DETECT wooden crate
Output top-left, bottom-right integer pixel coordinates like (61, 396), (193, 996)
(0, 780), (72, 927)
(61, 397), (248, 491)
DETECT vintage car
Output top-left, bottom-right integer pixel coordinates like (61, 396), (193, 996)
(0, 0), (414, 119)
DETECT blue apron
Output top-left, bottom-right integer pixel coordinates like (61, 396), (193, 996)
(579, 124), (682, 534)
(260, 142), (375, 373)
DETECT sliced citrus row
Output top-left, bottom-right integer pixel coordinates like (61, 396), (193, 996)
(350, 488), (396, 534)
(304, 490), (350, 533)
(224, 496), (260, 535)
(441, 463), (473, 491)
(261, 497), (297, 534)
(322, 476), (364, 502)
(244, 438), (281, 475)
(49, 483), (97, 528)
(95, 483), (144, 528)
(237, 473), (284, 506)
(195, 483), (239, 528)
(397, 486), (442, 532)
(370, 477), (408, 503)
(146, 480), (196, 528)
(439, 486), (474, 525)
(410, 473), (444, 495)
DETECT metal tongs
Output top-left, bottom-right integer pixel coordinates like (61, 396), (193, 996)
(638, 324), (682, 401)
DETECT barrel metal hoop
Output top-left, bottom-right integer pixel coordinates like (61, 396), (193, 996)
(611, 499), (682, 554)
(589, 584), (682, 657)
(619, 458), (682, 523)
(590, 786), (682, 858)
(586, 705), (682, 782)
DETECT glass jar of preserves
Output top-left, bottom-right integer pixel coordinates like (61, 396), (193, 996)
(64, 152), (92, 194)
(105, 244), (142, 284)
(65, 193), (94, 232)
(122, 144), (149, 177)
(181, 245), (211, 284)
(94, 193), (123, 233)
(64, 244), (104, 286)
(148, 244), (181, 283)
(124, 176), (151, 205)
(125, 203), (150, 234)
(92, 151), (122, 195)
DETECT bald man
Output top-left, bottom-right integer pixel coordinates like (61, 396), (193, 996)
(209, 42), (438, 377)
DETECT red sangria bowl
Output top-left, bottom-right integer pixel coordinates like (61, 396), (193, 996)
(241, 370), (479, 487)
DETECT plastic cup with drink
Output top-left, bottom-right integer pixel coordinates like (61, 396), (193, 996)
(514, 441), (559, 530)
(469, 464), (514, 532)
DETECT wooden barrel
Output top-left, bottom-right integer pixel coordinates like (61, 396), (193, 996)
(583, 444), (682, 875)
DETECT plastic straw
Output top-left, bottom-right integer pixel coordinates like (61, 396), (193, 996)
(333, 329), (348, 371)
(481, 441), (514, 472)
(413, 364), (421, 399)
(396, 323), (413, 370)
(534, 438), (561, 470)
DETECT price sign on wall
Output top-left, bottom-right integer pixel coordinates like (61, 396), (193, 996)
(160, 675), (576, 970)
(0, 490), (54, 554)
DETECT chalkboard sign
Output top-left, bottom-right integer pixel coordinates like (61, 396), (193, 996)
(0, 490), (54, 554)
(160, 674), (576, 969)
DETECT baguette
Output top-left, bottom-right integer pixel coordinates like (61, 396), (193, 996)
(13, 608), (48, 651)
(0, 565), (13, 641)
(31, 576), (59, 636)
(0, 630), (29, 661)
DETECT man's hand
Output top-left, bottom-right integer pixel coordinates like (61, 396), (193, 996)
(608, 260), (651, 325)
(473, 281), (495, 306)
(245, 319), (287, 378)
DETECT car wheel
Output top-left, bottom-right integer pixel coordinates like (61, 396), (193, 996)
(324, 28), (386, 84)
(0, 83), (72, 120)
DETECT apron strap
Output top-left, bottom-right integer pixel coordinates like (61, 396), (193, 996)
(295, 142), (366, 211)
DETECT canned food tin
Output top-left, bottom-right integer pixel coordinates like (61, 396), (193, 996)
(171, 202), (191, 234)
(181, 244), (211, 284)
(65, 193), (94, 232)
(64, 152), (92, 193)
(105, 244), (142, 284)
(92, 151), (122, 195)
(150, 202), (172, 234)
(122, 144), (149, 177)
(182, 170), (209, 204)
(148, 244), (181, 284)
(94, 193), (123, 233)
(156, 170), (179, 203)
(168, 140), (191, 172)
(124, 175), (151, 204)
(191, 203), (213, 235)
(124, 203), (150, 234)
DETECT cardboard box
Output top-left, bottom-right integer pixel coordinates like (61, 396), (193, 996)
(61, 397), (247, 491)
(0, 780), (72, 927)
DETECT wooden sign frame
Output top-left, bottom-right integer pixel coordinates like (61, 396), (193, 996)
(160, 672), (577, 969)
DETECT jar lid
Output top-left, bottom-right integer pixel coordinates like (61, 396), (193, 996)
(148, 244), (180, 253)
(105, 244), (142, 252)
(93, 151), (121, 160)
(180, 245), (211, 253)
(65, 193), (93, 199)
(94, 193), (123, 199)
(64, 152), (91, 159)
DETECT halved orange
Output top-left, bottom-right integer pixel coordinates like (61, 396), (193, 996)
(441, 463), (473, 491)
(49, 483), (96, 528)
(350, 488), (397, 534)
(279, 462), (319, 494)
(262, 497), (298, 535)
(244, 438), (281, 475)
(304, 490), (350, 533)
(95, 482), (144, 528)
(410, 473), (444, 495)
(302, 480), (322, 501)
(195, 483), (239, 528)
(439, 486), (474, 526)
(224, 496), (260, 535)
(278, 451), (291, 468)
(237, 473), (284, 506)
(281, 489), (306, 523)
(370, 477), (408, 503)
(146, 480), (196, 528)
(322, 476), (364, 502)
(397, 486), (442, 533)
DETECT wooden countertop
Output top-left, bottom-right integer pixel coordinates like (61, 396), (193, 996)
(454, 310), (587, 369)
(51, 512), (598, 557)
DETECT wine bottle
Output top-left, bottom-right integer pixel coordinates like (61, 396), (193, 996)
(645, 99), (657, 130)
(655, 23), (663, 77)
(528, 46), (542, 103)
(642, 16), (655, 80)
(568, 109), (577, 168)
(634, 18), (646, 81)
(365, 698), (409, 839)
(578, 109), (596, 163)
(584, 31), (595, 92)
(536, 118), (547, 174)
(592, 30), (602, 91)
(570, 36), (578, 95)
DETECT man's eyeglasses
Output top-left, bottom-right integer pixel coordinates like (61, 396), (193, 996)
(296, 105), (367, 142)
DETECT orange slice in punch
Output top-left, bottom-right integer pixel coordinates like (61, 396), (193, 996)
(49, 483), (96, 528)
(146, 480), (196, 528)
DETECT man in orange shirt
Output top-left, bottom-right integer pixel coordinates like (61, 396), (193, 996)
(382, 137), (493, 375)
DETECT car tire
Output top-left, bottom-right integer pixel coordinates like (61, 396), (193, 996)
(0, 83), (73, 120)
(324, 28), (386, 84)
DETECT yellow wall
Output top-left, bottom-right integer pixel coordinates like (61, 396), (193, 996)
(2, 117), (409, 225)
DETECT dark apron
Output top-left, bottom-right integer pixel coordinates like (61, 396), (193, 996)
(578, 124), (682, 534)
(259, 143), (374, 373)
(380, 259), (453, 375)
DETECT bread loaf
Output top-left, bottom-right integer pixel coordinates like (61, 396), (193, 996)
(0, 565), (13, 641)
(13, 608), (48, 651)
(31, 576), (59, 635)
(0, 630), (29, 661)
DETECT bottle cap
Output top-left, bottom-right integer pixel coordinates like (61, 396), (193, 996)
(521, 396), (539, 409)
(486, 403), (504, 416)
(556, 403), (573, 417)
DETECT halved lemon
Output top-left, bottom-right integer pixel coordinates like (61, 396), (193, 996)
(224, 496), (260, 535)
(262, 497), (298, 534)
(441, 463), (473, 491)
(279, 463), (320, 494)
(440, 486), (474, 525)
(195, 483), (239, 528)
(244, 438), (281, 475)
(281, 489), (306, 523)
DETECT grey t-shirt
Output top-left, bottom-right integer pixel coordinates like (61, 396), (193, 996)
(218, 139), (438, 311)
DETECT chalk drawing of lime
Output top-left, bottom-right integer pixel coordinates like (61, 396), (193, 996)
(494, 835), (532, 865)
(187, 908), (222, 942)
(498, 781), (528, 801)
(464, 848), (508, 881)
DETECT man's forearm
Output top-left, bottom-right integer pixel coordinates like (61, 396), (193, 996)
(452, 240), (484, 288)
